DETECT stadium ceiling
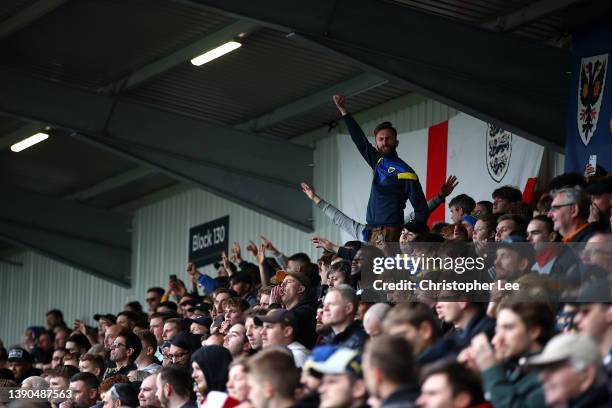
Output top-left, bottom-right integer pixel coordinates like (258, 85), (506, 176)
(0, 0), (609, 284)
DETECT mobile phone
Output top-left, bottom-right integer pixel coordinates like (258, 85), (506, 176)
(169, 274), (178, 282)
(589, 154), (597, 175)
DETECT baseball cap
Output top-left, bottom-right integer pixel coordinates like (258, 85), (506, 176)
(170, 332), (202, 352)
(7, 347), (32, 363)
(188, 316), (212, 328)
(586, 177), (612, 195)
(254, 309), (297, 327)
(309, 347), (362, 378)
(522, 333), (600, 367)
(94, 313), (117, 324)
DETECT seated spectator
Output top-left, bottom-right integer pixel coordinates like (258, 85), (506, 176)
(68, 371), (100, 408)
(156, 366), (196, 407)
(79, 353), (105, 380)
(258, 309), (310, 367)
(30, 330), (54, 365)
(222, 297), (250, 331)
(7, 347), (42, 385)
(51, 348), (68, 369)
(495, 214), (527, 242)
(246, 348), (299, 408)
(116, 310), (139, 330)
(586, 176), (612, 230)
(417, 361), (491, 408)
(104, 382), (140, 407)
(229, 271), (258, 307)
(162, 318), (185, 343)
(245, 310), (266, 352)
(311, 347), (367, 408)
(327, 260), (352, 288)
(461, 296), (555, 408)
(20, 375), (49, 390)
(149, 311), (175, 348)
(549, 186), (599, 243)
(321, 285), (368, 350)
(581, 233), (612, 273)
(276, 271), (318, 349)
(363, 302), (391, 338)
(65, 333), (91, 357)
(191, 345), (233, 404)
(146, 287), (166, 313)
(168, 332), (200, 367)
(63, 352), (80, 367)
(188, 315), (211, 336)
(493, 235), (534, 282)
(492, 186), (523, 215)
(136, 330), (162, 374)
(383, 302), (452, 365)
(527, 215), (577, 279)
(474, 200), (493, 218)
(226, 358), (250, 403)
(573, 282), (612, 370)
(436, 297), (494, 350)
(49, 365), (80, 408)
(524, 333), (610, 407)
(449, 194), (477, 224)
(363, 334), (420, 407)
(104, 330), (141, 379)
(138, 372), (162, 408)
(223, 323), (250, 358)
(104, 324), (123, 351)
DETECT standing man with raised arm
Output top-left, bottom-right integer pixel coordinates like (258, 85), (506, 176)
(334, 94), (429, 243)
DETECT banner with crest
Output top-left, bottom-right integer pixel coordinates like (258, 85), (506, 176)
(565, 22), (612, 173)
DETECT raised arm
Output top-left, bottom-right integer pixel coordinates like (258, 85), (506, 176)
(334, 95), (379, 169)
(301, 182), (367, 241)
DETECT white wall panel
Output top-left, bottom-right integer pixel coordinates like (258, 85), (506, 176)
(0, 136), (339, 346)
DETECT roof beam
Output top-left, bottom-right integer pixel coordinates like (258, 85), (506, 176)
(65, 167), (156, 201)
(104, 20), (259, 92)
(188, 0), (569, 151)
(481, 0), (588, 31)
(0, 183), (132, 286)
(235, 73), (387, 132)
(0, 68), (314, 231)
(0, 0), (67, 40)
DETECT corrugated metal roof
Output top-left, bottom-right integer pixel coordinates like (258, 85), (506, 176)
(266, 83), (410, 139)
(0, 0), (234, 89)
(392, 0), (569, 41)
(122, 28), (362, 126)
(0, 0), (38, 24)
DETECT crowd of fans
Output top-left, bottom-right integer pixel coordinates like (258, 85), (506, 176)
(1, 97), (611, 408)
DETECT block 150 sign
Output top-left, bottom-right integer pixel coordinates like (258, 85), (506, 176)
(188, 216), (229, 267)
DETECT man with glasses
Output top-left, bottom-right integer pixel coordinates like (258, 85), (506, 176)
(103, 330), (141, 379)
(548, 186), (598, 243)
(167, 332), (200, 367)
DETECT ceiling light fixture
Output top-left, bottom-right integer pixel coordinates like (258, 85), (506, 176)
(10, 132), (49, 152)
(191, 41), (242, 66)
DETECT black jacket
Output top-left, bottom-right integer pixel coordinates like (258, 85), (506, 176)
(290, 298), (318, 350)
(568, 383), (610, 408)
(380, 386), (419, 408)
(322, 320), (368, 351)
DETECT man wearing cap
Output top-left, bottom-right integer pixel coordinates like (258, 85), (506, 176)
(167, 332), (200, 367)
(524, 333), (610, 407)
(188, 315), (211, 336)
(311, 347), (368, 408)
(586, 176), (612, 232)
(493, 235), (534, 282)
(321, 285), (368, 351)
(258, 309), (310, 367)
(7, 347), (42, 385)
(276, 271), (317, 349)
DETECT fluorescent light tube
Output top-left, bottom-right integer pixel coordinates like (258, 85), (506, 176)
(10, 132), (49, 152)
(191, 41), (242, 66)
